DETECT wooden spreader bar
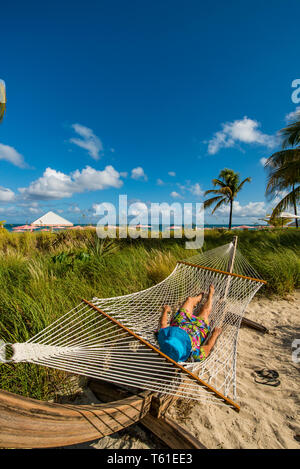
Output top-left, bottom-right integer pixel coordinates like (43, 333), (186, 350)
(83, 299), (240, 412)
(177, 261), (267, 284)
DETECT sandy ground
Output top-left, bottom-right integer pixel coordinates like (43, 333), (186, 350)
(65, 291), (300, 449)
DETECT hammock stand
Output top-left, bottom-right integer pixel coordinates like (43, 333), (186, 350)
(0, 237), (266, 448)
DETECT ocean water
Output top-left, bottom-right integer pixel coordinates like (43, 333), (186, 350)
(3, 223), (260, 232)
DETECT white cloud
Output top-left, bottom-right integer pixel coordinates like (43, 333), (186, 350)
(285, 107), (300, 123)
(260, 157), (268, 167)
(16, 201), (40, 214)
(215, 200), (266, 217)
(170, 191), (182, 199)
(128, 202), (148, 217)
(0, 143), (27, 168)
(176, 183), (186, 192)
(157, 178), (164, 186)
(175, 181), (204, 198)
(207, 117), (278, 155)
(0, 186), (15, 202)
(19, 165), (124, 200)
(0, 201), (47, 221)
(212, 192), (295, 220)
(19, 168), (74, 199)
(70, 124), (103, 160)
(68, 205), (81, 213)
(28, 206), (40, 214)
(189, 183), (204, 197)
(168, 171), (176, 177)
(131, 167), (148, 181)
(93, 202), (116, 216)
(72, 165), (123, 191)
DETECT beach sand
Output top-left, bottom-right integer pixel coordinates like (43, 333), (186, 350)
(65, 291), (300, 449)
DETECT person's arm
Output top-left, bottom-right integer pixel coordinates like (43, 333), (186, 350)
(159, 305), (171, 329)
(201, 327), (222, 357)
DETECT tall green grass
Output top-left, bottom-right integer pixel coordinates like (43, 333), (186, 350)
(0, 228), (299, 399)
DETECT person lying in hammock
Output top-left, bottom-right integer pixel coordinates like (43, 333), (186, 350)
(157, 285), (222, 363)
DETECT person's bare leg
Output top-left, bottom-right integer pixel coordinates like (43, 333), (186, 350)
(201, 327), (221, 357)
(160, 305), (171, 329)
(181, 293), (203, 316)
(197, 284), (214, 323)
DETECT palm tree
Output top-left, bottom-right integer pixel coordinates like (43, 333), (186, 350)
(265, 117), (300, 228)
(281, 120), (300, 148)
(204, 169), (251, 230)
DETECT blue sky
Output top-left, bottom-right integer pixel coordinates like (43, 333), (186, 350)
(0, 0), (299, 224)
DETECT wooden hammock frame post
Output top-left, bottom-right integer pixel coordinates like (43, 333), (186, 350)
(225, 236), (238, 297)
(89, 379), (207, 449)
(0, 381), (206, 449)
(218, 235), (238, 328)
(82, 299), (240, 412)
(0, 387), (153, 448)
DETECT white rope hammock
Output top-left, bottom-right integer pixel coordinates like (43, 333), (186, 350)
(3, 240), (265, 411)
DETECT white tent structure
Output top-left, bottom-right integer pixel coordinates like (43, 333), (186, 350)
(278, 211), (300, 219)
(259, 211), (299, 227)
(261, 212), (299, 220)
(32, 211), (73, 227)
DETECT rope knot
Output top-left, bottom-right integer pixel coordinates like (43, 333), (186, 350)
(0, 340), (12, 363)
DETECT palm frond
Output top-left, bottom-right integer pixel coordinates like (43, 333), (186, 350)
(265, 148), (300, 198)
(218, 186), (232, 197)
(212, 178), (227, 188)
(266, 164), (300, 192)
(203, 195), (224, 210)
(204, 189), (222, 196)
(0, 80), (6, 124)
(281, 120), (300, 148)
(0, 103), (6, 124)
(211, 198), (227, 214)
(265, 149), (300, 168)
(271, 186), (300, 217)
(204, 187), (232, 198)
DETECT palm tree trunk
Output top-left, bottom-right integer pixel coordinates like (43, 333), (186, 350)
(292, 184), (298, 229)
(229, 200), (233, 230)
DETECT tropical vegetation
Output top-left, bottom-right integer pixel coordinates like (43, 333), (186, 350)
(265, 115), (300, 228)
(204, 169), (251, 230)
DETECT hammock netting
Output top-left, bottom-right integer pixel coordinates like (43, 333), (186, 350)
(3, 241), (265, 409)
